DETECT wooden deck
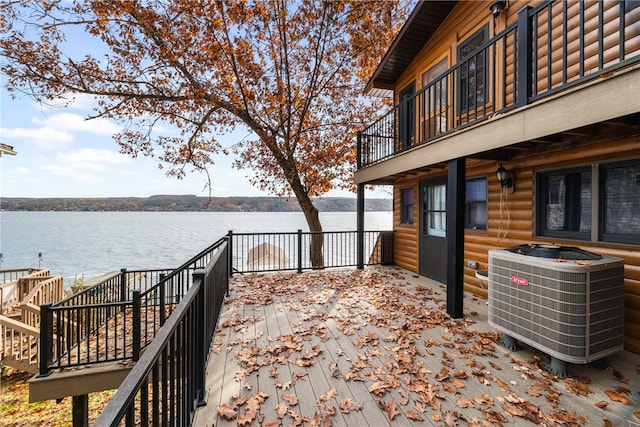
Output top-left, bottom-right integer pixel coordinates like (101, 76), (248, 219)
(194, 266), (640, 427)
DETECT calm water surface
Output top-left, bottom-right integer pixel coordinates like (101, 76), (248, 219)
(0, 211), (391, 286)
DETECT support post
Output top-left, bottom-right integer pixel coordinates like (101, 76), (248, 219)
(356, 183), (365, 269)
(297, 230), (303, 273)
(38, 303), (53, 377)
(516, 6), (532, 107)
(132, 290), (141, 361)
(119, 268), (127, 301)
(356, 131), (362, 169)
(72, 394), (88, 427)
(446, 158), (465, 319)
(193, 269), (208, 406)
(227, 230), (234, 277)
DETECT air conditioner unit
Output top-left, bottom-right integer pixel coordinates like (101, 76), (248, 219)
(488, 244), (624, 366)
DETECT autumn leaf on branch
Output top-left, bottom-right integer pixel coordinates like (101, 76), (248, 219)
(0, 0), (410, 268)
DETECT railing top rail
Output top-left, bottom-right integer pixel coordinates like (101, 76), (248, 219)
(50, 271), (120, 308)
(139, 236), (227, 298)
(46, 300), (130, 312)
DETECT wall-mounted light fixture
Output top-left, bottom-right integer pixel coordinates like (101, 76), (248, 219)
(489, 0), (507, 18)
(496, 164), (514, 190)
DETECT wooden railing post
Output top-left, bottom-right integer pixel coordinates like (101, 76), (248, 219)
(38, 303), (53, 377)
(132, 291), (141, 362)
(516, 6), (532, 107)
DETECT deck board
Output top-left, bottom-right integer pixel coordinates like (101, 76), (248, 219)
(195, 266), (640, 427)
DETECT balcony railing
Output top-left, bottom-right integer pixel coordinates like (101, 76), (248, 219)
(358, 0), (640, 168)
(38, 238), (227, 376)
(37, 229), (392, 377)
(89, 229), (391, 426)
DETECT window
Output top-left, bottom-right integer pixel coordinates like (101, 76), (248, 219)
(465, 178), (487, 230)
(458, 25), (488, 112)
(601, 160), (640, 244)
(400, 188), (414, 225)
(421, 57), (449, 136)
(536, 159), (640, 245)
(424, 183), (446, 237)
(537, 167), (592, 240)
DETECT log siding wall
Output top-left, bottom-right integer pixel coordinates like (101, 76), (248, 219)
(391, 137), (640, 353)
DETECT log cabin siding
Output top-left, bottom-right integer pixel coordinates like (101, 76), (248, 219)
(391, 136), (640, 353)
(392, 0), (640, 124)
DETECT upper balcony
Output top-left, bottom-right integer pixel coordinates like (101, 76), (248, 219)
(357, 0), (640, 178)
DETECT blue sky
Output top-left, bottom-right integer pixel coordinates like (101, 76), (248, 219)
(0, 87), (371, 199)
(0, 7), (387, 201)
(0, 87), (286, 198)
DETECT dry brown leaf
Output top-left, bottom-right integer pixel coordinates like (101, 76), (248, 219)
(595, 401), (608, 409)
(406, 410), (424, 421)
(282, 393), (298, 406)
(450, 379), (465, 388)
(237, 408), (257, 426)
(339, 398), (363, 413)
(276, 402), (288, 419)
(605, 389), (634, 405)
(564, 378), (593, 396)
(217, 402), (237, 420)
(456, 397), (474, 408)
(382, 398), (400, 421)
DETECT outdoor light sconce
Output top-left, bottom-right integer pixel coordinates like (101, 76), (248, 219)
(496, 164), (515, 192)
(490, 0), (507, 18)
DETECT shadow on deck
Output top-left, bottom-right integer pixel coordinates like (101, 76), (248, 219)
(194, 266), (640, 427)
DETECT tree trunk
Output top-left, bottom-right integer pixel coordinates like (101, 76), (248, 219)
(293, 186), (324, 268)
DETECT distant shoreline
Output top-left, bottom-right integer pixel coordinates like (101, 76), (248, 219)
(0, 195), (392, 212)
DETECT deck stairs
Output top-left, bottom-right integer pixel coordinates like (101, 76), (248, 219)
(1, 268), (64, 374)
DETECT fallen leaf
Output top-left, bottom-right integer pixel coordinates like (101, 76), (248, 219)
(275, 403), (287, 419)
(339, 398), (363, 413)
(282, 393), (298, 406)
(456, 397), (474, 408)
(605, 389), (634, 405)
(406, 410), (424, 421)
(217, 402), (237, 420)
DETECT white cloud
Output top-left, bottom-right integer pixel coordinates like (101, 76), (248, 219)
(0, 126), (74, 149)
(32, 113), (120, 135)
(58, 148), (131, 169)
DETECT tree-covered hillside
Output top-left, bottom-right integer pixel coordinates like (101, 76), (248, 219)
(0, 196), (391, 212)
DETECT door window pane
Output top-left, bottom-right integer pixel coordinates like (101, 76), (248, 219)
(424, 183), (446, 237)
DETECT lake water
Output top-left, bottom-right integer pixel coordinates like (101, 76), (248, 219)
(0, 211), (392, 286)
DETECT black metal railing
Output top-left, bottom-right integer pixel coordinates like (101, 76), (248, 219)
(94, 242), (229, 427)
(228, 229), (393, 274)
(38, 237), (227, 376)
(358, 0), (640, 168)
(38, 229), (392, 376)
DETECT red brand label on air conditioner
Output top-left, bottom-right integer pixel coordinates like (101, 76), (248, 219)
(511, 276), (529, 286)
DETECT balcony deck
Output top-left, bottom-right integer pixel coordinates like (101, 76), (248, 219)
(194, 266), (640, 427)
